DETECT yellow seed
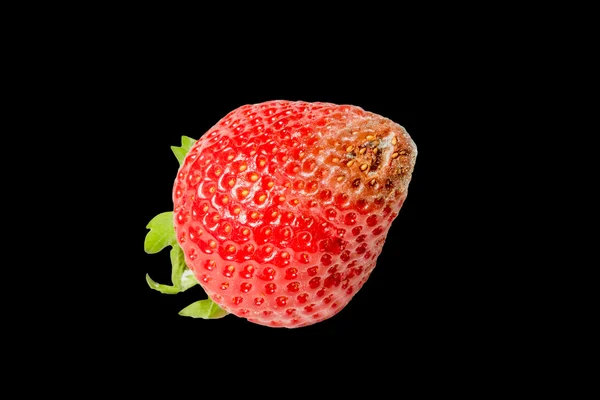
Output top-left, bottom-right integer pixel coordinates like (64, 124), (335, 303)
(346, 160), (355, 167)
(212, 214), (220, 222)
(346, 145), (354, 152)
(366, 135), (375, 141)
(242, 228), (250, 236)
(258, 194), (267, 202)
(392, 137), (397, 145)
(369, 179), (377, 186)
(259, 160), (266, 167)
(227, 155), (234, 161)
(228, 179), (236, 187)
(209, 240), (217, 248)
(265, 228), (272, 235)
(265, 246), (273, 253)
(332, 157), (340, 163)
(209, 186), (216, 193)
(267, 181), (275, 188)
(359, 148), (367, 155)
(214, 168), (222, 176)
(278, 196), (286, 202)
(373, 148), (378, 154)
(250, 173), (259, 182)
(251, 212), (259, 219)
(226, 245), (235, 253)
(233, 207), (241, 215)
(241, 189), (249, 197)
(360, 163), (368, 171)
(391, 152), (399, 159)
(271, 211), (278, 218)
(239, 164), (247, 172)
(221, 196), (229, 204)
(224, 224), (232, 233)
(250, 150), (257, 156)
(337, 176), (345, 182)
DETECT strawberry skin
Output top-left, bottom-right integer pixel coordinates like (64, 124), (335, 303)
(173, 100), (417, 328)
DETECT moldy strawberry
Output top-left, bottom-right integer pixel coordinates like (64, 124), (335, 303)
(144, 100), (417, 328)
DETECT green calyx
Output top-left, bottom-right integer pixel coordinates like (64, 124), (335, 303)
(179, 299), (229, 319)
(144, 212), (197, 294)
(144, 136), (228, 319)
(171, 135), (197, 166)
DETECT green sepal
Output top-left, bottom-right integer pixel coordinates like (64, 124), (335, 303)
(144, 213), (198, 294)
(169, 245), (186, 288)
(144, 212), (176, 254)
(168, 244), (198, 292)
(180, 269), (199, 291)
(171, 136), (197, 166)
(179, 299), (229, 319)
(144, 135), (229, 321)
(145, 273), (181, 294)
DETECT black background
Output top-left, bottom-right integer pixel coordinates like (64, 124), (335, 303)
(32, 53), (512, 382)
(72, 67), (458, 360)
(12, 10), (524, 388)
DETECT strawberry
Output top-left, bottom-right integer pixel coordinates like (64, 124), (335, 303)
(144, 100), (417, 328)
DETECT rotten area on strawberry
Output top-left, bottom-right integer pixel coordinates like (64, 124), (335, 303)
(144, 136), (227, 319)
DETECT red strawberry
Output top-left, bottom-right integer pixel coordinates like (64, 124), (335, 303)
(145, 100), (417, 328)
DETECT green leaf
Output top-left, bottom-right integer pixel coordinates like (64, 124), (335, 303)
(180, 269), (199, 291)
(181, 135), (196, 150)
(169, 245), (185, 285)
(170, 245), (198, 291)
(171, 135), (197, 166)
(146, 273), (181, 295)
(146, 242), (198, 294)
(179, 299), (229, 319)
(144, 212), (175, 254)
(144, 136), (216, 319)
